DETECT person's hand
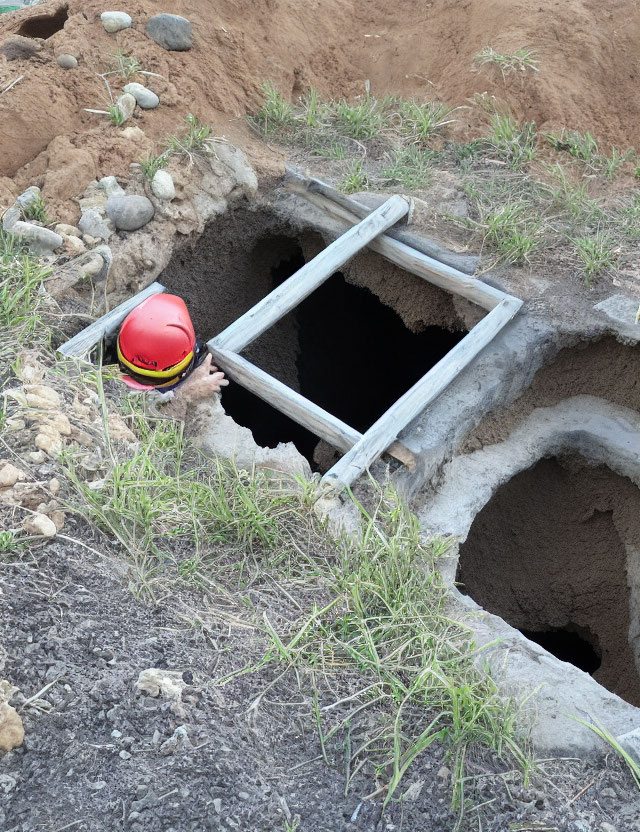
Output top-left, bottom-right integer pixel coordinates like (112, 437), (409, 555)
(174, 353), (229, 404)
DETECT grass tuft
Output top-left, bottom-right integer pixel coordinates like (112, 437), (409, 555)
(574, 232), (618, 285)
(475, 46), (539, 80)
(109, 49), (141, 79)
(22, 195), (48, 224)
(140, 153), (169, 180)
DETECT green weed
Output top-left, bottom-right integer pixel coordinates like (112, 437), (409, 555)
(569, 716), (640, 790)
(166, 113), (212, 156)
(140, 153), (169, 180)
(398, 100), (455, 146)
(252, 82), (294, 134)
(574, 232), (618, 285)
(475, 46), (539, 80)
(331, 97), (385, 140)
(486, 113), (537, 168)
(109, 49), (141, 79)
(0, 228), (52, 374)
(380, 147), (432, 189)
(108, 103), (126, 127)
(546, 130), (635, 177)
(340, 160), (369, 193)
(257, 484), (530, 809)
(0, 530), (22, 556)
(22, 195), (48, 224)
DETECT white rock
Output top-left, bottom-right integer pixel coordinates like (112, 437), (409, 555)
(24, 385), (61, 409)
(61, 234), (86, 257)
(0, 702), (24, 752)
(54, 223), (81, 237)
(123, 82), (159, 110)
(135, 669), (186, 701)
(57, 54), (78, 69)
(100, 11), (132, 34)
(99, 176), (125, 198)
(151, 170), (175, 201)
(116, 92), (136, 123)
(0, 463), (24, 489)
(22, 512), (57, 538)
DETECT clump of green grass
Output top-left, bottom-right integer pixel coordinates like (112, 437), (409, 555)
(0, 228), (52, 378)
(332, 96), (385, 140)
(166, 113), (212, 156)
(380, 146), (432, 189)
(574, 232), (618, 285)
(546, 129), (635, 178)
(108, 103), (126, 126)
(252, 82), (294, 135)
(398, 100), (456, 146)
(109, 49), (141, 79)
(339, 160), (369, 193)
(140, 153), (169, 180)
(475, 46), (539, 80)
(486, 113), (537, 168)
(22, 194), (48, 224)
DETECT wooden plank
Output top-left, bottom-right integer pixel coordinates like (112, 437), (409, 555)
(57, 282), (166, 358)
(285, 167), (479, 275)
(285, 183), (511, 312)
(209, 195), (409, 353)
(322, 297), (523, 491)
(209, 346), (415, 469)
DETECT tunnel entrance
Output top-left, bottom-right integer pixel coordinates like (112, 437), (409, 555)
(456, 456), (640, 706)
(159, 208), (467, 468)
(17, 5), (68, 38)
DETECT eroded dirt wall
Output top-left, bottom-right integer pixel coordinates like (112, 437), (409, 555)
(457, 456), (640, 706)
(462, 338), (640, 453)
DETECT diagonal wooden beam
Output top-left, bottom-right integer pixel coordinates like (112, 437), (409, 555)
(322, 297), (522, 491)
(209, 346), (415, 469)
(209, 194), (409, 353)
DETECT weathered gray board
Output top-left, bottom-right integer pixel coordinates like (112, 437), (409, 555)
(57, 282), (166, 358)
(208, 185), (523, 490)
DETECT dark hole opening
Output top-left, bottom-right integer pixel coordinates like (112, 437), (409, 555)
(520, 627), (602, 675)
(17, 5), (68, 39)
(456, 457), (640, 706)
(220, 241), (465, 466)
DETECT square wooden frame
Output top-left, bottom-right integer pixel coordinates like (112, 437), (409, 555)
(208, 189), (523, 491)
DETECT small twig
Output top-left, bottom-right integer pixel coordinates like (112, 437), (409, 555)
(53, 821), (86, 832)
(567, 776), (596, 806)
(1, 75), (23, 96)
(20, 678), (59, 710)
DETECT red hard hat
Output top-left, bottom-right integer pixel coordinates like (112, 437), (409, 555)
(117, 294), (196, 389)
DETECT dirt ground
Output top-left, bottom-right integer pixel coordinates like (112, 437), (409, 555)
(2, 0), (640, 220)
(2, 525), (640, 832)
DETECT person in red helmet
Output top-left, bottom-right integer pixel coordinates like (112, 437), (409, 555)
(117, 294), (228, 398)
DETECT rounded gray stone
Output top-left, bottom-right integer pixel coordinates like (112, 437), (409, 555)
(123, 82), (159, 110)
(106, 195), (155, 231)
(146, 14), (192, 51)
(101, 11), (132, 34)
(10, 221), (63, 255)
(57, 54), (78, 69)
(117, 92), (136, 122)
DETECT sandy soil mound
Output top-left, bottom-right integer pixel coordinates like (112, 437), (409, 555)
(1, 0), (639, 218)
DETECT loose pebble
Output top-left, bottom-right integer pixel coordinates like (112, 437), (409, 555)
(146, 14), (192, 51)
(100, 11), (132, 34)
(119, 750), (132, 760)
(151, 170), (175, 201)
(0, 463), (24, 489)
(22, 512), (57, 538)
(55, 223), (82, 237)
(123, 82), (159, 110)
(78, 209), (113, 241)
(99, 176), (125, 199)
(116, 92), (137, 123)
(57, 54), (78, 69)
